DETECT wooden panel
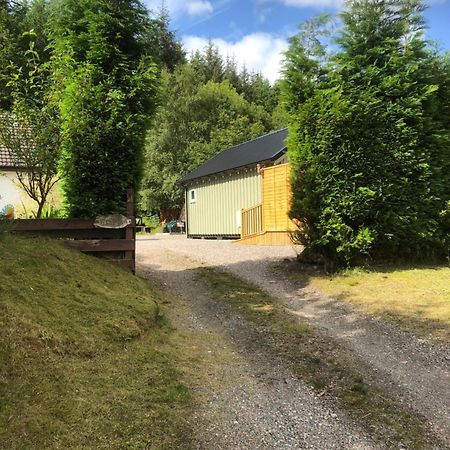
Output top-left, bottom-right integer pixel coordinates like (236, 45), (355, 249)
(261, 163), (296, 233)
(109, 259), (136, 270)
(241, 203), (263, 237)
(12, 218), (97, 231)
(21, 228), (125, 239)
(10, 188), (136, 272)
(65, 239), (135, 252)
(125, 189), (136, 272)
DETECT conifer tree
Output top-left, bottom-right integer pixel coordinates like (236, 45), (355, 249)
(285, 0), (450, 266)
(52, 0), (159, 216)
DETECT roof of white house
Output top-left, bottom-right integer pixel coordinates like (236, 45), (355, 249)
(0, 112), (31, 169)
(0, 145), (16, 169)
(179, 128), (288, 184)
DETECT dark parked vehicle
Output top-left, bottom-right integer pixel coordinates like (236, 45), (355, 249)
(163, 220), (185, 234)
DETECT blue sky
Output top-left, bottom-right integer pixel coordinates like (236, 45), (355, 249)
(144, 0), (450, 83)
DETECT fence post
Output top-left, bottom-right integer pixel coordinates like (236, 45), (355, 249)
(126, 188), (136, 273)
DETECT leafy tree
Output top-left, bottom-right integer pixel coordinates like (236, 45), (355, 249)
(140, 64), (273, 214)
(0, 0), (27, 110)
(223, 55), (240, 89)
(190, 41), (224, 83)
(285, 0), (450, 267)
(140, 42), (283, 215)
(51, 0), (159, 217)
(0, 38), (61, 218)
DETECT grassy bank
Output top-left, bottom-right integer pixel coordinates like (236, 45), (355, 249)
(292, 264), (450, 341)
(197, 267), (432, 450)
(0, 234), (191, 450)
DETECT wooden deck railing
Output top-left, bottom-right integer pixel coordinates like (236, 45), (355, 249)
(241, 203), (263, 237)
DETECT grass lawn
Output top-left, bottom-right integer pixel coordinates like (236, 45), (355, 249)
(0, 234), (191, 450)
(304, 265), (450, 341)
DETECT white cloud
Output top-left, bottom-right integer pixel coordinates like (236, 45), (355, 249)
(182, 33), (289, 84)
(186, 0), (214, 16)
(144, 0), (214, 17)
(145, 0), (185, 15)
(281, 0), (343, 7)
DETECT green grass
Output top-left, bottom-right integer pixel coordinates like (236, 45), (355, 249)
(297, 265), (450, 341)
(197, 267), (431, 450)
(0, 234), (191, 450)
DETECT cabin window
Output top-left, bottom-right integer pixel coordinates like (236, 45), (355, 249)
(189, 189), (197, 203)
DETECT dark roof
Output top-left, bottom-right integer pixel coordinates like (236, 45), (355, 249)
(179, 128), (288, 184)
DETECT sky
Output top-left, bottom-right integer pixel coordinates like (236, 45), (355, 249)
(143, 0), (450, 83)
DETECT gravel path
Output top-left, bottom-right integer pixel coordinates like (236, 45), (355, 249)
(137, 234), (450, 448)
(137, 241), (381, 449)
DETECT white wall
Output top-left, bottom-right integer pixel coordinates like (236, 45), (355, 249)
(0, 169), (60, 217)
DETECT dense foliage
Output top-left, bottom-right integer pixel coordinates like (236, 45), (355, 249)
(140, 44), (283, 215)
(1, 2), (281, 218)
(146, 5), (185, 72)
(284, 0), (450, 267)
(51, 0), (159, 217)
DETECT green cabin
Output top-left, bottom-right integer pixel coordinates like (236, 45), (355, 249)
(179, 129), (288, 239)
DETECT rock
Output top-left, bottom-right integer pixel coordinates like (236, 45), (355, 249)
(94, 214), (131, 229)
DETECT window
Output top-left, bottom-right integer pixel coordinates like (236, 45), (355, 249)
(189, 189), (196, 203)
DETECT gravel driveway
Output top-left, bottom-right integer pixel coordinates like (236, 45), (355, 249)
(137, 234), (450, 449)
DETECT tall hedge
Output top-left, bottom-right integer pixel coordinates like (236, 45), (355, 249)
(284, 0), (450, 267)
(51, 0), (159, 217)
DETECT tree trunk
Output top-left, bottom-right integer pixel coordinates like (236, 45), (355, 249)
(36, 201), (44, 219)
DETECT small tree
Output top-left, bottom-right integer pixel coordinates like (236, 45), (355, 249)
(0, 38), (61, 218)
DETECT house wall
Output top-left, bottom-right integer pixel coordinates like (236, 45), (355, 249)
(0, 169), (60, 218)
(186, 167), (261, 237)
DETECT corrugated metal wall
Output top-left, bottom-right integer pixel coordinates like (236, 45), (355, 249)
(187, 168), (261, 236)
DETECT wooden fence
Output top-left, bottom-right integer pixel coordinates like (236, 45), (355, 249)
(241, 203), (263, 238)
(11, 190), (136, 272)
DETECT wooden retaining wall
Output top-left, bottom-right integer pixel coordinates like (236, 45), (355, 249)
(10, 190), (136, 272)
